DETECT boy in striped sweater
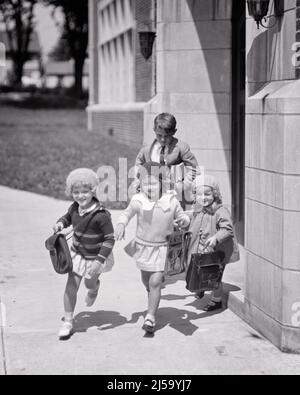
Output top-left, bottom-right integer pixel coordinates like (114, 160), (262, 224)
(53, 168), (115, 339)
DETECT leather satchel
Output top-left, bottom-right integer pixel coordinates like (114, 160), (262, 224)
(186, 250), (225, 292)
(45, 207), (102, 275)
(45, 233), (73, 275)
(165, 230), (192, 276)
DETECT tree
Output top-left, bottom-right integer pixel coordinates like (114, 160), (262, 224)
(0, 0), (37, 85)
(44, 0), (88, 98)
(49, 29), (71, 62)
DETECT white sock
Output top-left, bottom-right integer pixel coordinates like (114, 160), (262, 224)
(145, 313), (155, 323)
(64, 313), (73, 322)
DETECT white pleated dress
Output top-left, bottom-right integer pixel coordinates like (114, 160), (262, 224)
(118, 192), (190, 273)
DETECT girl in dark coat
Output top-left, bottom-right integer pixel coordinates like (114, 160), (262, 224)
(187, 175), (239, 311)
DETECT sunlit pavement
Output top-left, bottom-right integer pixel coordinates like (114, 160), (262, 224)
(1, 186), (300, 375)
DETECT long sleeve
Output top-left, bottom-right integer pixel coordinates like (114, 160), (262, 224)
(180, 143), (200, 187)
(57, 203), (76, 228)
(215, 208), (234, 245)
(135, 147), (146, 168)
(132, 147), (147, 193)
(174, 200), (190, 228)
(117, 199), (139, 228)
(96, 215), (115, 263)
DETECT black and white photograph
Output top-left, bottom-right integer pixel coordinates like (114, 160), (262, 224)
(0, 0), (300, 377)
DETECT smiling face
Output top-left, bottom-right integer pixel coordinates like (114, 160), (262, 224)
(195, 186), (215, 207)
(154, 127), (176, 147)
(72, 184), (94, 209)
(140, 175), (160, 201)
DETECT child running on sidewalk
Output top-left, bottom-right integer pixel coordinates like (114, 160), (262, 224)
(187, 175), (239, 311)
(115, 162), (190, 333)
(53, 168), (115, 339)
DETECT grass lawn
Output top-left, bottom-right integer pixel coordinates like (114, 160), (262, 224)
(0, 106), (139, 208)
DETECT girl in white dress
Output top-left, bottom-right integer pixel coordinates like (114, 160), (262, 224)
(115, 162), (190, 333)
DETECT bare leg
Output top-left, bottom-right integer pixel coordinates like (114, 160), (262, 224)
(64, 272), (82, 321)
(84, 275), (100, 291)
(141, 270), (150, 293)
(84, 275), (101, 307)
(148, 272), (164, 318)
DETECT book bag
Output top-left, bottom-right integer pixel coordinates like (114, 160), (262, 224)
(45, 206), (107, 275)
(165, 230), (192, 276)
(45, 233), (73, 275)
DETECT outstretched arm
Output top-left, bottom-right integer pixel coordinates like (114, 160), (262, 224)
(115, 199), (139, 240)
(53, 204), (75, 232)
(174, 200), (190, 228)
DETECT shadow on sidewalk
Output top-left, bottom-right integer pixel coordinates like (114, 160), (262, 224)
(69, 283), (242, 338)
(73, 310), (128, 333)
(129, 303), (228, 337)
(162, 282), (241, 302)
(162, 272), (186, 288)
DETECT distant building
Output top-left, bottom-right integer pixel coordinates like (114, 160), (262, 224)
(89, 0), (300, 353)
(44, 60), (89, 90)
(88, 0), (156, 148)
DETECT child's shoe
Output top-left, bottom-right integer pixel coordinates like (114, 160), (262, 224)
(195, 291), (205, 299)
(142, 315), (156, 334)
(203, 301), (222, 312)
(85, 280), (100, 307)
(58, 320), (73, 339)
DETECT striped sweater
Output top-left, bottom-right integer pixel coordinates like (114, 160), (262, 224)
(57, 201), (115, 262)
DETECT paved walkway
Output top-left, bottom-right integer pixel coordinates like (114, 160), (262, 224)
(1, 186), (300, 375)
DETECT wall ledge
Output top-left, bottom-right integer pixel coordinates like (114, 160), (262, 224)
(247, 79), (300, 114)
(87, 102), (146, 113)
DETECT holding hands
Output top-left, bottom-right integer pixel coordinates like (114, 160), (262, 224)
(173, 218), (187, 229)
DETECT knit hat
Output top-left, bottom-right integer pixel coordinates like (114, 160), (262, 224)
(65, 168), (99, 197)
(192, 175), (222, 202)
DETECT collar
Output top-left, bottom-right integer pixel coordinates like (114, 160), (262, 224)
(78, 202), (98, 217)
(193, 202), (222, 215)
(151, 137), (178, 152)
(132, 191), (176, 212)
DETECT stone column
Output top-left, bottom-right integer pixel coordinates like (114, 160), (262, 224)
(244, 2), (300, 352)
(144, 0), (233, 206)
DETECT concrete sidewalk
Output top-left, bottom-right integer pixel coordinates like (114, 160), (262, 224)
(1, 186), (300, 375)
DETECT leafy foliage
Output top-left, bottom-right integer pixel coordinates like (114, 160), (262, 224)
(0, 0), (38, 84)
(49, 30), (72, 62)
(43, 0), (88, 97)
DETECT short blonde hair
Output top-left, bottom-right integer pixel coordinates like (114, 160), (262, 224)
(65, 168), (99, 198)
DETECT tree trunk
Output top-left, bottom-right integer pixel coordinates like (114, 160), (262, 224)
(12, 56), (25, 86)
(73, 55), (85, 99)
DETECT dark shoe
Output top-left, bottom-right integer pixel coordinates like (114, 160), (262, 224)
(203, 301), (222, 312)
(195, 291), (205, 299)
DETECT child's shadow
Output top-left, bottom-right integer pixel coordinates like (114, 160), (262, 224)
(129, 303), (226, 337)
(162, 272), (186, 289)
(73, 310), (128, 333)
(162, 282), (241, 304)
